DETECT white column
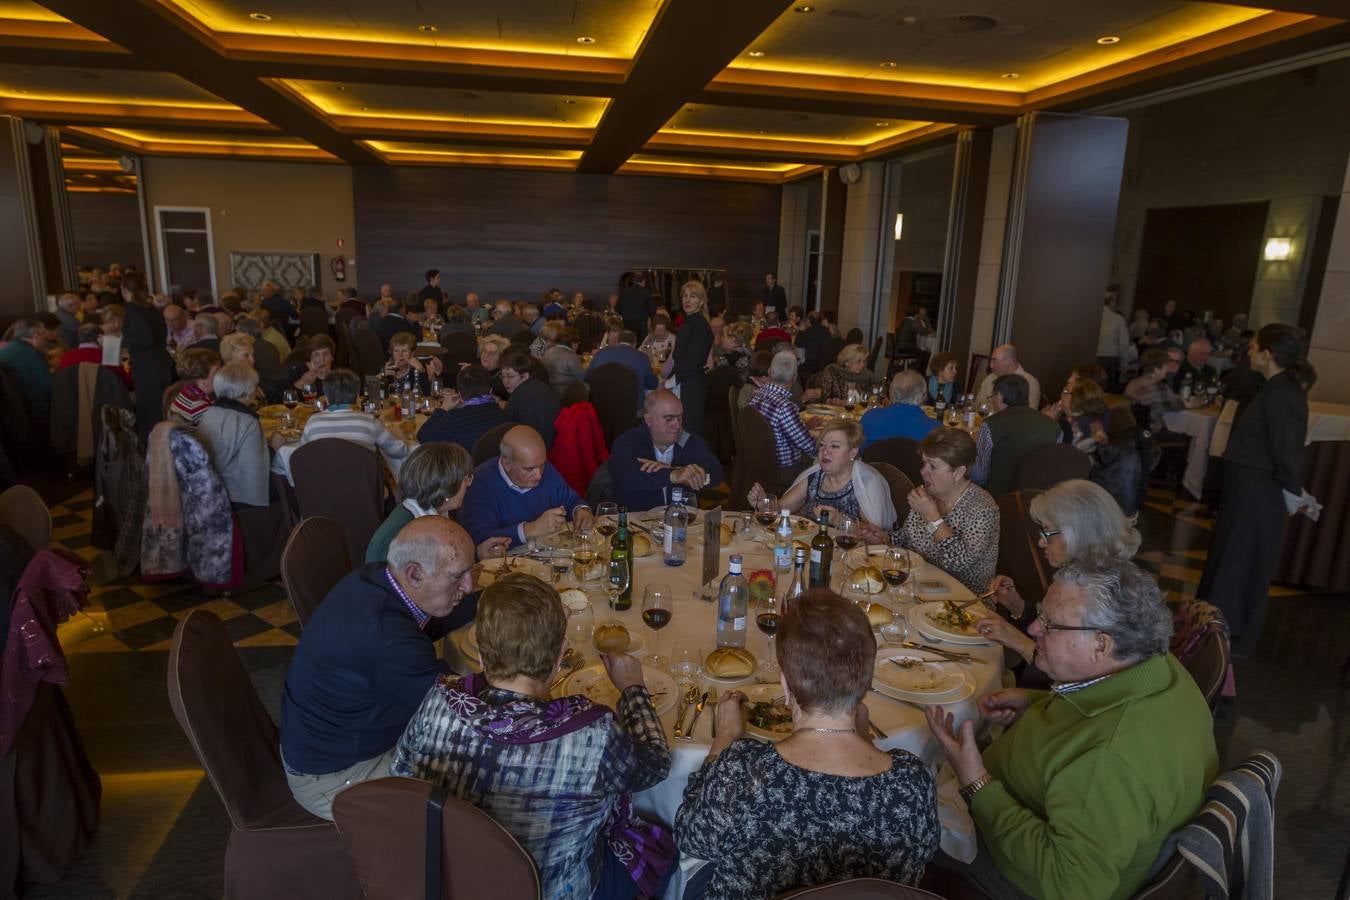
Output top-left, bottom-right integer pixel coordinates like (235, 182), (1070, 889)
(837, 161), (886, 338)
(1308, 154), (1350, 403)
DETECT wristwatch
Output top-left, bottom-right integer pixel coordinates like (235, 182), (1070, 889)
(926, 517), (945, 536)
(960, 774), (993, 804)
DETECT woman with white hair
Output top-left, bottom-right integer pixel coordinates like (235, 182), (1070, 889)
(196, 362), (285, 508)
(219, 332), (255, 367)
(815, 342), (878, 404)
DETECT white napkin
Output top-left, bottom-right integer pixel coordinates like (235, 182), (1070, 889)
(1283, 489), (1322, 522)
(935, 762), (978, 863)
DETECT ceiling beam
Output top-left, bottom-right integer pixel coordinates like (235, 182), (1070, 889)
(33, 0), (379, 164)
(1211, 0), (1350, 16)
(577, 0), (795, 174)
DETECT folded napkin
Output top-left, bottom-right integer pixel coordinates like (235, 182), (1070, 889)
(935, 763), (978, 863)
(1282, 489), (1322, 522)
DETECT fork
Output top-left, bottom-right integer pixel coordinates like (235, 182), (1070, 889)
(708, 687), (720, 739)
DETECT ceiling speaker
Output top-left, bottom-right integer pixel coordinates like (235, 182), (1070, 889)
(118, 156), (136, 174)
(839, 163), (862, 184)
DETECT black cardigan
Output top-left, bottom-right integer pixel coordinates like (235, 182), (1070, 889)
(672, 312), (712, 383)
(1223, 369), (1308, 494)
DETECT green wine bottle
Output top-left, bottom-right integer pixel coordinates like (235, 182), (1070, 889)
(809, 510), (833, 588)
(610, 508), (633, 610)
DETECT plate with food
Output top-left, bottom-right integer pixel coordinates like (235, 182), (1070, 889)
(559, 663), (677, 715)
(907, 600), (991, 645)
(472, 556), (548, 590)
(591, 621), (646, 656)
(871, 649), (972, 703)
(702, 646), (758, 684)
(742, 683), (793, 741)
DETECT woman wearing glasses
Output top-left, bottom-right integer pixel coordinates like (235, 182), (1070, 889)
(974, 479), (1140, 680)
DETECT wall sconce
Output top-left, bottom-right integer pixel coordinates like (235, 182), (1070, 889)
(1263, 237), (1292, 261)
(894, 213), (904, 241)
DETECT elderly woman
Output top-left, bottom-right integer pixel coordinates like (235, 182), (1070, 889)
(865, 427), (998, 593)
(196, 363), (284, 508)
(168, 347), (221, 427)
(267, 333), (334, 402)
(672, 280), (714, 437)
(365, 442), (480, 563)
(926, 559), (1217, 900)
(392, 573), (674, 900)
(542, 325), (585, 398)
(677, 589), (939, 898)
(927, 351), (959, 406)
(816, 342), (878, 404)
(717, 321), (753, 375)
(219, 332), (255, 368)
(300, 368), (410, 466)
(639, 315), (675, 361)
(747, 419), (896, 532)
(385, 331), (443, 394)
(478, 333), (512, 399)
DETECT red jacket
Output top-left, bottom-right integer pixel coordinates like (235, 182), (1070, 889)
(548, 402), (609, 496)
(58, 346), (134, 391)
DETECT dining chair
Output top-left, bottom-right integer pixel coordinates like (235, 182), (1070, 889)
(585, 363), (639, 447)
(352, 326), (387, 379)
(332, 776), (541, 900)
(290, 438), (385, 566)
(994, 490), (1050, 619)
(965, 353), (990, 395)
(280, 516), (350, 628)
(1169, 599), (1231, 711)
(298, 306), (329, 339)
(1012, 444), (1092, 493)
(861, 437), (925, 488)
(869, 462), (913, 529)
(471, 421), (517, 467)
(777, 877), (948, 898)
(439, 331), (478, 372)
(560, 380), (590, 407)
(166, 610), (362, 900)
(728, 406), (782, 511)
(0, 485), (51, 552)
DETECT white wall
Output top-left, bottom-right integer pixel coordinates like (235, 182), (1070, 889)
(1308, 154), (1350, 404)
(837, 161), (886, 339)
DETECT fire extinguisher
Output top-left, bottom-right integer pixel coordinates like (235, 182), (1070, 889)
(331, 255), (347, 282)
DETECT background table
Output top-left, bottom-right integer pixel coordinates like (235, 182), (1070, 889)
(1276, 401), (1350, 591)
(1162, 404), (1220, 499)
(264, 407), (422, 484)
(448, 510), (1003, 898)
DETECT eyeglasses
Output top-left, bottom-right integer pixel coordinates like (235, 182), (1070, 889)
(1035, 606), (1099, 634)
(1037, 527), (1061, 544)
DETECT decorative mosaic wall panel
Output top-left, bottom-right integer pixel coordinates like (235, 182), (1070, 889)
(229, 252), (320, 292)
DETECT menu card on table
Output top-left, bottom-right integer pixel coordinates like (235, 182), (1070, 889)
(701, 506), (722, 599)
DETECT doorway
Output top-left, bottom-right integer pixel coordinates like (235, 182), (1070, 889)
(155, 207), (216, 297)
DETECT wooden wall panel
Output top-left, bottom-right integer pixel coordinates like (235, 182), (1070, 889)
(353, 167), (780, 311)
(66, 191), (145, 274)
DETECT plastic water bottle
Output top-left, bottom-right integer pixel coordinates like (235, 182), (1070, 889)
(716, 554), (749, 649)
(772, 509), (793, 577)
(662, 487), (688, 567)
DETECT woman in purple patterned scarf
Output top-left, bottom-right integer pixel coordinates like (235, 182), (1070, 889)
(391, 573), (675, 899)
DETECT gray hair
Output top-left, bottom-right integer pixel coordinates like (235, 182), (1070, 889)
(769, 350), (798, 385)
(234, 316), (262, 338)
(398, 442), (474, 508)
(1030, 479), (1140, 562)
(322, 368), (361, 406)
(9, 318), (41, 342)
(1055, 559), (1171, 663)
(890, 370), (927, 405)
(77, 321), (101, 344)
(219, 332), (253, 363)
(212, 362), (258, 401)
(57, 293), (80, 312)
(193, 312), (219, 337)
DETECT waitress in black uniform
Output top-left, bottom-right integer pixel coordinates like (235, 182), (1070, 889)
(671, 280), (713, 437)
(1197, 324), (1315, 658)
(120, 270), (176, 443)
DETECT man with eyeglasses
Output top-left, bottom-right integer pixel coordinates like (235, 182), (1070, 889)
(609, 388), (723, 512)
(925, 559), (1218, 900)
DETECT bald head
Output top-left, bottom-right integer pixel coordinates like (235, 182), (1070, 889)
(890, 370), (927, 405)
(387, 516), (475, 617)
(500, 425), (547, 489)
(644, 388), (684, 449)
(990, 343), (1019, 376)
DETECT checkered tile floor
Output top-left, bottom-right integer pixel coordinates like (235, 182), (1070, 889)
(52, 490), (302, 654)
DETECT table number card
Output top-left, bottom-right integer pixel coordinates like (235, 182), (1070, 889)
(701, 506), (722, 597)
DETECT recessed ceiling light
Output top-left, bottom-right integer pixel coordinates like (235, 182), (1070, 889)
(1001, 72), (1020, 79)
(879, 61), (897, 69)
(417, 24), (437, 33)
(562, 98), (576, 104)
(360, 106), (369, 111)
(336, 85), (347, 91)
(247, 11), (271, 21)
(747, 49), (766, 57)
(875, 121), (890, 127)
(576, 36), (595, 44)
(755, 130), (767, 134)
(793, 4), (815, 12)
(1097, 35), (1120, 45)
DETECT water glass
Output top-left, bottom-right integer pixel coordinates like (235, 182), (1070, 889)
(669, 639), (703, 684)
(564, 592), (594, 651)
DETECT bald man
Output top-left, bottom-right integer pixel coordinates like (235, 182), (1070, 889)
(974, 343), (1041, 410)
(609, 389), (723, 511)
(281, 516), (476, 819)
(457, 425), (593, 548)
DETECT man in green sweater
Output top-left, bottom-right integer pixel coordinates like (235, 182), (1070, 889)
(927, 559), (1218, 899)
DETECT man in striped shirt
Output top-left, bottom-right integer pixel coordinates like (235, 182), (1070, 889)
(299, 368), (410, 466)
(748, 350), (819, 483)
(167, 347), (221, 427)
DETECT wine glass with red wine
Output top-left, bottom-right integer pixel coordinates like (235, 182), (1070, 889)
(756, 592), (782, 675)
(754, 493), (778, 535)
(641, 584), (672, 669)
(834, 514), (859, 552)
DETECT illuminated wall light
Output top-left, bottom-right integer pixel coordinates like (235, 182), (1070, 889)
(793, 4), (815, 12)
(1096, 35), (1121, 45)
(1263, 237), (1293, 261)
(894, 213), (904, 241)
(417, 24), (437, 33)
(1001, 72), (1020, 79)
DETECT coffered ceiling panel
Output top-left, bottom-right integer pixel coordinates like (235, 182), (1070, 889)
(663, 103), (931, 146)
(0, 63), (235, 107)
(0, 0), (66, 20)
(283, 80), (609, 128)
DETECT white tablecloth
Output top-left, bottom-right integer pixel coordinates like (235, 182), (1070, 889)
(448, 511), (1004, 898)
(1307, 401), (1350, 444)
(1162, 405), (1220, 499)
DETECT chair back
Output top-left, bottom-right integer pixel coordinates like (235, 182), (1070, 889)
(1105, 402), (1138, 443)
(821, 337), (847, 368)
(332, 776), (541, 900)
(472, 421), (517, 466)
(335, 308), (363, 367)
(527, 357), (550, 386)
(1169, 599), (1231, 710)
(166, 610), (297, 830)
(860, 437), (924, 487)
(281, 516), (352, 628)
(778, 878), (947, 898)
(1013, 444), (1092, 492)
(560, 380), (589, 407)
(966, 353), (990, 394)
(253, 334), (283, 379)
(439, 331), (479, 371)
(297, 306), (327, 339)
(705, 365), (741, 464)
(727, 386), (742, 444)
(1131, 852), (1206, 899)
(728, 407), (783, 511)
(0, 484), (51, 551)
(353, 327), (387, 379)
(162, 380), (189, 420)
(290, 439), (386, 565)
(587, 363), (639, 447)
(995, 490), (1051, 609)
(869, 462), (913, 528)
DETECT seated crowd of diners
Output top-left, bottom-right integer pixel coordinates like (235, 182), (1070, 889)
(1, 266), (1307, 899)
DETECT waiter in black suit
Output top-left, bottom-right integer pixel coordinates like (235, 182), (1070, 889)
(763, 272), (787, 322)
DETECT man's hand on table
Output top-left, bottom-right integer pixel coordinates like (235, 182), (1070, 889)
(476, 536), (512, 561)
(637, 457), (671, 474)
(924, 706), (988, 788)
(571, 507), (595, 532)
(671, 463), (710, 490)
(602, 653), (646, 692)
(524, 507), (566, 539)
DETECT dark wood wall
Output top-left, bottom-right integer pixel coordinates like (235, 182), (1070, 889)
(353, 166), (781, 310)
(1134, 202), (1268, 326)
(66, 190), (145, 273)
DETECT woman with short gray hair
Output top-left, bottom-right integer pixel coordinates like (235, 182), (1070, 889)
(365, 442), (481, 563)
(197, 362), (278, 508)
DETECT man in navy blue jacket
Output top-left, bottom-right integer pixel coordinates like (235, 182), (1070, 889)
(584, 330), (658, 411)
(280, 516), (475, 819)
(610, 389), (723, 511)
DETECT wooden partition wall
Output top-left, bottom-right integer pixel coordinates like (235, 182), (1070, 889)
(353, 166), (781, 310)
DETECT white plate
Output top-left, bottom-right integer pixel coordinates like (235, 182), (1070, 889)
(559, 663), (677, 715)
(907, 601), (992, 646)
(742, 683), (793, 742)
(872, 649), (970, 702)
(591, 629), (646, 657)
(473, 557), (548, 590)
(700, 652), (760, 685)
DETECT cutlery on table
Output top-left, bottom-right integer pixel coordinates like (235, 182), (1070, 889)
(901, 641), (973, 662)
(682, 691), (709, 742)
(673, 685), (699, 739)
(548, 648), (584, 692)
(889, 656), (961, 668)
(709, 688), (720, 739)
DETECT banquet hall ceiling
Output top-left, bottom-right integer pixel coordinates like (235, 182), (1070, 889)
(0, 0), (1346, 183)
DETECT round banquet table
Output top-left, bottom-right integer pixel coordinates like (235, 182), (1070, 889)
(262, 404), (423, 484)
(1162, 402), (1221, 499)
(447, 509), (1003, 898)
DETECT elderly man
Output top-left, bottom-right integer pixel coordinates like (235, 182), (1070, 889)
(522, 303), (544, 336)
(189, 312), (221, 354)
(486, 299), (526, 340)
(585, 329), (659, 409)
(54, 293), (81, 349)
(974, 344), (1041, 410)
(0, 318), (52, 416)
(1125, 349), (1183, 432)
(748, 349), (819, 484)
(971, 373), (1058, 495)
(458, 425), (593, 549)
(465, 291), (490, 325)
(500, 348), (560, 449)
(280, 517), (477, 819)
(927, 559), (1217, 899)
(610, 389), (724, 511)
(1172, 338), (1217, 391)
(162, 303), (195, 350)
(860, 370), (939, 446)
(370, 298), (419, 353)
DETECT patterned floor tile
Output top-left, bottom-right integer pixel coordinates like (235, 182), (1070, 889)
(233, 627), (300, 648)
(253, 600), (299, 627)
(106, 599), (176, 632)
(116, 615), (184, 651)
(222, 613), (274, 643)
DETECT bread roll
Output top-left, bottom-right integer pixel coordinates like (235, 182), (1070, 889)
(559, 588), (590, 610)
(719, 523), (733, 546)
(631, 533), (652, 557)
(865, 602), (893, 628)
(856, 565), (886, 594)
(704, 647), (756, 679)
(593, 623), (631, 653)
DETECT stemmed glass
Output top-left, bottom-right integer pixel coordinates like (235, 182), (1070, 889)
(605, 555), (631, 611)
(882, 546), (914, 604)
(281, 388), (299, 430)
(834, 514), (859, 553)
(595, 501), (619, 539)
(754, 493), (778, 536)
(756, 592), (782, 676)
(641, 584), (673, 670)
(844, 388), (861, 417)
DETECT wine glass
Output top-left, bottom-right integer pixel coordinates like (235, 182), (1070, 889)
(756, 592), (781, 676)
(595, 501), (619, 539)
(670, 639), (703, 684)
(754, 493), (778, 534)
(563, 591), (594, 652)
(605, 556), (631, 611)
(571, 528), (599, 582)
(641, 584), (673, 670)
(834, 514), (858, 553)
(281, 388), (299, 429)
(844, 387), (860, 416)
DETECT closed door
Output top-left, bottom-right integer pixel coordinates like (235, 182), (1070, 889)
(163, 230), (212, 295)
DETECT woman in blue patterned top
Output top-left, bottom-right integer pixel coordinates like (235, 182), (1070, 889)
(391, 573), (674, 899)
(676, 589), (940, 899)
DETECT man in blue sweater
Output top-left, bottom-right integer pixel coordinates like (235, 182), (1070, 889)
(458, 425), (594, 548)
(860, 370), (940, 447)
(610, 389), (723, 511)
(280, 516), (475, 819)
(584, 330), (658, 411)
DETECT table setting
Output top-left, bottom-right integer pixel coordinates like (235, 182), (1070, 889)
(262, 395), (426, 484)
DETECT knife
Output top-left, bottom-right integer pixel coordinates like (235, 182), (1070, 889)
(673, 685), (696, 738)
(683, 691), (709, 741)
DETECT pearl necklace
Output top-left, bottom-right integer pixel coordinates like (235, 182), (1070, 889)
(793, 726), (856, 735)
